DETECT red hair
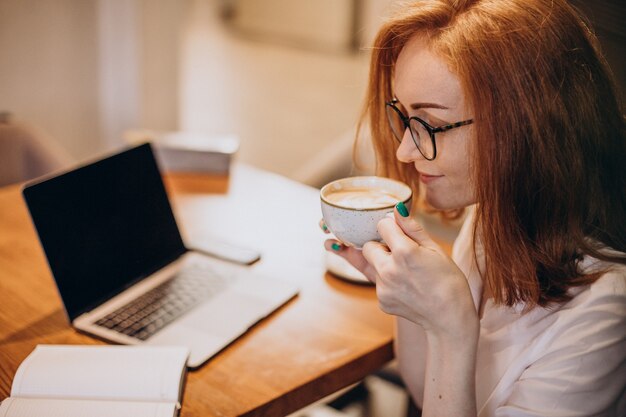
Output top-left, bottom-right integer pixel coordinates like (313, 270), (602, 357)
(360, 0), (626, 307)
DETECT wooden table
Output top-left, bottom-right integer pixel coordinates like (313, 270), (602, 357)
(0, 164), (395, 417)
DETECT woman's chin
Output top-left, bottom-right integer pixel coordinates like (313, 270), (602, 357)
(425, 192), (474, 211)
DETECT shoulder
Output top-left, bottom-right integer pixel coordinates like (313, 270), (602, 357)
(527, 258), (626, 371)
(553, 259), (626, 329)
(569, 256), (626, 311)
(498, 263), (626, 416)
(587, 260), (626, 297)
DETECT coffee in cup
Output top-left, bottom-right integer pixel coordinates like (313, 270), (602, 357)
(320, 176), (412, 248)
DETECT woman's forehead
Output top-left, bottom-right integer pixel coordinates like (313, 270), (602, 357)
(393, 36), (464, 111)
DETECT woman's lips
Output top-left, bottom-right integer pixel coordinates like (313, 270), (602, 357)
(419, 173), (444, 184)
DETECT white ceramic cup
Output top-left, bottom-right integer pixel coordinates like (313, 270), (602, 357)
(320, 176), (412, 249)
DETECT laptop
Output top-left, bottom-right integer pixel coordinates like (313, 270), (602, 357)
(22, 143), (298, 368)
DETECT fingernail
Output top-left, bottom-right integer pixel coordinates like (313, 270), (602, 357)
(396, 201), (409, 217)
(331, 242), (342, 251)
(322, 223), (328, 232)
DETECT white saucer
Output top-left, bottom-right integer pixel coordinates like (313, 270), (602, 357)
(325, 251), (373, 285)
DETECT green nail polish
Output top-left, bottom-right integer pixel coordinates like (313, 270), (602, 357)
(331, 243), (342, 251)
(396, 201), (409, 217)
(322, 224), (328, 231)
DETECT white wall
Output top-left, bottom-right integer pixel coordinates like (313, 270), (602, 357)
(0, 0), (100, 160)
(138, 0), (183, 132)
(0, 0), (182, 162)
(97, 0), (183, 148)
(0, 0), (392, 180)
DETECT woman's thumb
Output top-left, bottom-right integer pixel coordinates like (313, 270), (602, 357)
(394, 202), (439, 250)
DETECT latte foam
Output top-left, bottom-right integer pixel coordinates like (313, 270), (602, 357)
(325, 188), (400, 209)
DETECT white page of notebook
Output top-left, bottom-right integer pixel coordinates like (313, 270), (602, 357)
(0, 398), (176, 417)
(10, 345), (188, 403)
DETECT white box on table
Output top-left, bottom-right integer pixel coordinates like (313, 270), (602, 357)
(125, 130), (239, 174)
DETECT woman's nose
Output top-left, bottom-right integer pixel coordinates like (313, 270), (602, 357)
(396, 128), (423, 163)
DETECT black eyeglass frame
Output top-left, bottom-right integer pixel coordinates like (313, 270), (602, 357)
(385, 98), (473, 160)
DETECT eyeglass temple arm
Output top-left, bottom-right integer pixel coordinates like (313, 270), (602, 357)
(433, 119), (473, 133)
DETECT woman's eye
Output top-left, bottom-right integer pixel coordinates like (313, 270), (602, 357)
(421, 114), (446, 127)
(415, 113), (437, 126)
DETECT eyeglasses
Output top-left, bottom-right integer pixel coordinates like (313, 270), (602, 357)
(385, 98), (473, 160)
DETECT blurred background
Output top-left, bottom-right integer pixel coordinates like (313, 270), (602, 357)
(0, 0), (394, 188)
(0, 0), (623, 189)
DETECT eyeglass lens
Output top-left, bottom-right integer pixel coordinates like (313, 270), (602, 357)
(385, 105), (435, 159)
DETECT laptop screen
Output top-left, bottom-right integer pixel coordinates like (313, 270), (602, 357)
(23, 143), (186, 321)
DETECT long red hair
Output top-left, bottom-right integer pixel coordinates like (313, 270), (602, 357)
(359, 0), (626, 307)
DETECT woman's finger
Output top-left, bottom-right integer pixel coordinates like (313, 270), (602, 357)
(393, 202), (440, 251)
(361, 240), (391, 271)
(324, 239), (379, 283)
(377, 216), (416, 252)
(318, 218), (331, 234)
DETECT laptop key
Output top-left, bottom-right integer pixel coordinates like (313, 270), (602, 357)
(95, 265), (235, 340)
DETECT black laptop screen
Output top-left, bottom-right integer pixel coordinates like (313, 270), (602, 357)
(23, 143), (186, 321)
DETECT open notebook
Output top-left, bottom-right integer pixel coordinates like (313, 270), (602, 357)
(0, 345), (189, 417)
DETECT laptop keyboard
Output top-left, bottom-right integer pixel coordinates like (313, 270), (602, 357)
(94, 264), (234, 341)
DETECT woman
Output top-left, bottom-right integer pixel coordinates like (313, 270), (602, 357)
(322, 0), (626, 415)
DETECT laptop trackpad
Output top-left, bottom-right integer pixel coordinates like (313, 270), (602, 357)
(180, 288), (271, 335)
(146, 325), (229, 367)
(147, 288), (273, 367)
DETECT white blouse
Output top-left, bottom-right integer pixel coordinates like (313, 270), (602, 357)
(449, 208), (626, 416)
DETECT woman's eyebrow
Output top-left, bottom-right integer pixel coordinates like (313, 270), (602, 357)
(410, 102), (450, 110)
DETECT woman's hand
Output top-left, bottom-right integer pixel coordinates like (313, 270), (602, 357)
(322, 206), (479, 417)
(367, 203), (477, 340)
(321, 204), (477, 341)
(319, 219), (381, 283)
